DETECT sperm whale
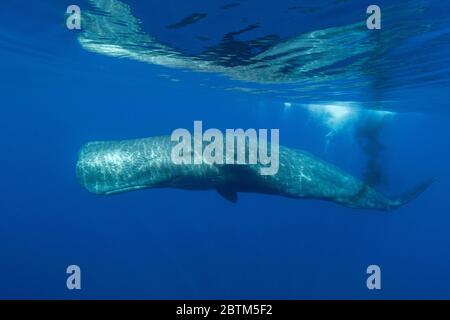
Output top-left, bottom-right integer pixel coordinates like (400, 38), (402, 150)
(76, 135), (432, 210)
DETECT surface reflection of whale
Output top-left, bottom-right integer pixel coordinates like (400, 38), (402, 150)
(76, 136), (432, 211)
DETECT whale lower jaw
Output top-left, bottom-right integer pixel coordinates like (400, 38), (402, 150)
(85, 185), (151, 196)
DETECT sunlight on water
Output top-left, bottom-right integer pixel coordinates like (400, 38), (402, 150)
(306, 102), (394, 129)
(307, 103), (357, 130)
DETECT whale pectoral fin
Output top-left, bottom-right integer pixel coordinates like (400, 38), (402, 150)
(217, 186), (238, 203)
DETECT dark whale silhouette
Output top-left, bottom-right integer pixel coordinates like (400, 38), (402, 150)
(76, 136), (432, 210)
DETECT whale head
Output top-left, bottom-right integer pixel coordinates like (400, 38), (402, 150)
(76, 139), (169, 195)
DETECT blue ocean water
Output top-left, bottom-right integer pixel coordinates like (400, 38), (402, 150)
(0, 0), (449, 299)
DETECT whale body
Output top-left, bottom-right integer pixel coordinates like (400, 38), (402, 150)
(76, 136), (432, 210)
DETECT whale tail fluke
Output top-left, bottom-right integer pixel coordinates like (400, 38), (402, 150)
(388, 178), (435, 210)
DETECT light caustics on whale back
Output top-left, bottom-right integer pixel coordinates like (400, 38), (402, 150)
(76, 136), (432, 211)
(77, 0), (449, 104)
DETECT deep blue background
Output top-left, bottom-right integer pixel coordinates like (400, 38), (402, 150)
(0, 0), (449, 299)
